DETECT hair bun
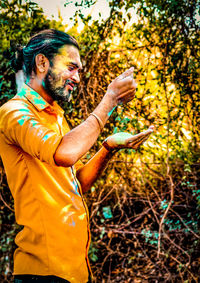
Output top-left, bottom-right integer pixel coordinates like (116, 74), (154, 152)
(4, 41), (24, 72)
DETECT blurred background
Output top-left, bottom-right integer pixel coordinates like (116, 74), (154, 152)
(0, 0), (199, 282)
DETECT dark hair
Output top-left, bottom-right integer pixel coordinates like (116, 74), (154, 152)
(8, 29), (79, 76)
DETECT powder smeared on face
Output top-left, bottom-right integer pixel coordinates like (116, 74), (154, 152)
(42, 45), (81, 102)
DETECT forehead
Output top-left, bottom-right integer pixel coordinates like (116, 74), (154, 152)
(53, 45), (82, 69)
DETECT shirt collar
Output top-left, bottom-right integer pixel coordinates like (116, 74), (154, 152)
(18, 84), (64, 116)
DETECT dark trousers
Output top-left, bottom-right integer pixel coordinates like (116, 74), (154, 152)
(14, 275), (92, 283)
(14, 275), (70, 283)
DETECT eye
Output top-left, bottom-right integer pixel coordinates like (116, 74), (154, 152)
(68, 65), (75, 71)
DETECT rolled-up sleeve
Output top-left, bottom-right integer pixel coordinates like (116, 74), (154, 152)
(74, 159), (84, 172)
(0, 102), (63, 166)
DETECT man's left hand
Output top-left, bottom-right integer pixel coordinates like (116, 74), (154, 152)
(102, 126), (154, 151)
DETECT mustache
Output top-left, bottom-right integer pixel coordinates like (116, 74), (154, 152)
(64, 80), (77, 88)
(47, 70), (77, 88)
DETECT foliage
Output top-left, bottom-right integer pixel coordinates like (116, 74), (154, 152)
(66, 0), (200, 281)
(87, 162), (200, 281)
(0, 0), (199, 282)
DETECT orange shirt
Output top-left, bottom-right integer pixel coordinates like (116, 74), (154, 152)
(0, 84), (91, 283)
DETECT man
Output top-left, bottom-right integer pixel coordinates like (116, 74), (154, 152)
(0, 29), (153, 283)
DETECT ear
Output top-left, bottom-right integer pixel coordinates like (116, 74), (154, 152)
(35, 54), (49, 74)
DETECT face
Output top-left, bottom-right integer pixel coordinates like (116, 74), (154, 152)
(43, 45), (82, 102)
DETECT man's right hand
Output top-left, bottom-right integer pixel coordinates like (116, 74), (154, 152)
(105, 67), (137, 106)
(54, 68), (138, 167)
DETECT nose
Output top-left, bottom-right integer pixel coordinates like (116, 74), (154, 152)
(72, 70), (80, 84)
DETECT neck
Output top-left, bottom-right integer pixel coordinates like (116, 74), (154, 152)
(26, 75), (54, 105)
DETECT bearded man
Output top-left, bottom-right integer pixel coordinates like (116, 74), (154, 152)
(0, 29), (153, 283)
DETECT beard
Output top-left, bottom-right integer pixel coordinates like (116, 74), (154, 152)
(43, 68), (73, 102)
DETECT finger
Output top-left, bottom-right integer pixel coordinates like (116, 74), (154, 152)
(128, 136), (149, 148)
(128, 127), (154, 148)
(126, 129), (153, 144)
(117, 81), (137, 97)
(128, 134), (150, 149)
(117, 67), (134, 81)
(149, 125), (154, 131)
(115, 76), (137, 95)
(117, 78), (137, 97)
(117, 89), (136, 104)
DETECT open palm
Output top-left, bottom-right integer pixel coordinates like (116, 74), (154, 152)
(103, 126), (154, 151)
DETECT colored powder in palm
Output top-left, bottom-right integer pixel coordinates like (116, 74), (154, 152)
(113, 132), (133, 145)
